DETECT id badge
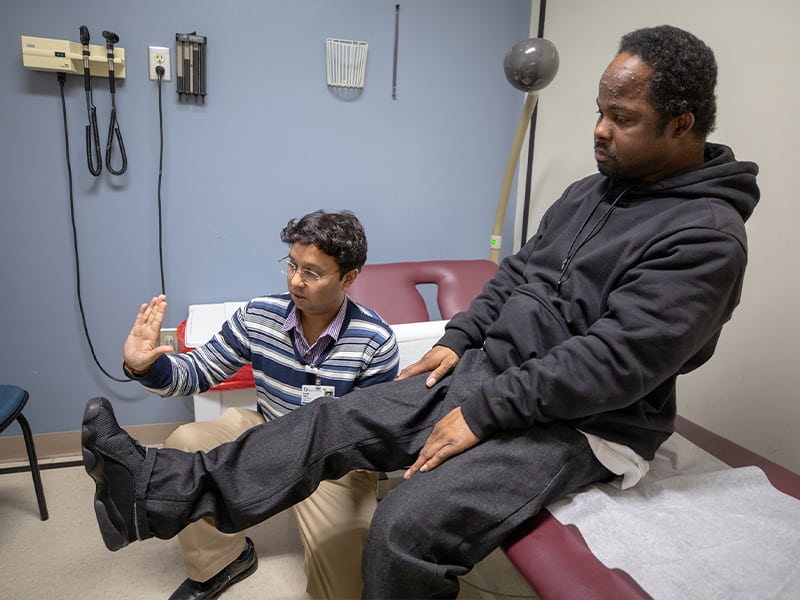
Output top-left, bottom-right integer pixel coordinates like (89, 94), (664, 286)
(301, 384), (336, 404)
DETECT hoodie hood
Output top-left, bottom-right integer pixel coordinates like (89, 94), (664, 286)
(620, 142), (759, 223)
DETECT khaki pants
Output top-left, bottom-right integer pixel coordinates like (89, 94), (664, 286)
(164, 407), (378, 599)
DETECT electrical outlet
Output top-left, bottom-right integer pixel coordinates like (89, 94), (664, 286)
(148, 45), (171, 81)
(159, 328), (179, 354)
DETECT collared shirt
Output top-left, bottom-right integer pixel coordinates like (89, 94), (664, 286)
(282, 299), (348, 366)
(139, 294), (399, 420)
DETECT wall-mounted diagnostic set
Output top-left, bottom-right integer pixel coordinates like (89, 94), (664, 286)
(20, 27), (137, 382)
(21, 33), (126, 77)
(21, 29), (128, 176)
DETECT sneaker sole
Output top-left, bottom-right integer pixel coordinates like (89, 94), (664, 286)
(82, 398), (131, 552)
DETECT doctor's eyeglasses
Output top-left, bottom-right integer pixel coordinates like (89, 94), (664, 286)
(279, 256), (340, 285)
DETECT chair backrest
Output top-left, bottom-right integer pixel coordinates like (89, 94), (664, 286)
(0, 384), (28, 432)
(348, 259), (498, 324)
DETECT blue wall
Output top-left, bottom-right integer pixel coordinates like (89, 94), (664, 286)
(1, 0), (531, 433)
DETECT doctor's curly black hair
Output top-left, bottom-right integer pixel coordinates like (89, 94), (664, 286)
(280, 209), (368, 276)
(619, 25), (717, 138)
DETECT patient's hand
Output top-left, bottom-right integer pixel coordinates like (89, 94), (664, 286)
(404, 407), (479, 478)
(396, 345), (460, 388)
(123, 295), (174, 372)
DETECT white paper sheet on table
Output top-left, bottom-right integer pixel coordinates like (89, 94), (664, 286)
(548, 433), (800, 599)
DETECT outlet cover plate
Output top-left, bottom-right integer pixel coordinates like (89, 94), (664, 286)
(159, 328), (179, 354)
(148, 45), (171, 81)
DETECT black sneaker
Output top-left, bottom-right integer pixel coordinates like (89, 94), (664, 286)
(168, 537), (258, 600)
(82, 396), (151, 551)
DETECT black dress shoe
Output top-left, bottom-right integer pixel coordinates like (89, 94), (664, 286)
(168, 537), (258, 600)
(82, 396), (151, 551)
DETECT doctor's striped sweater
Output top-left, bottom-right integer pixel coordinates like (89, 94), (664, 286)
(135, 295), (399, 420)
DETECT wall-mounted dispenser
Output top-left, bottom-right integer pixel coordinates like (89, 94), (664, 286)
(176, 32), (206, 102)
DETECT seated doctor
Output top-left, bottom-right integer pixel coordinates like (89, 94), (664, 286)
(120, 209), (398, 600)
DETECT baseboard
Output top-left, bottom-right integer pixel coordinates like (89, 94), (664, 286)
(0, 422), (188, 465)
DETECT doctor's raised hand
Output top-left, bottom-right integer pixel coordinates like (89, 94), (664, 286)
(122, 295), (174, 373)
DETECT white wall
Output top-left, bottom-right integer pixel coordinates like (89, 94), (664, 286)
(517, 1), (799, 472)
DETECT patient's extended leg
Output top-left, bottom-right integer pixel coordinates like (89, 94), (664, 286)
(81, 374), (446, 551)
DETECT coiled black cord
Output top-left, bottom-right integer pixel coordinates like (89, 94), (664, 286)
(59, 72), (130, 383)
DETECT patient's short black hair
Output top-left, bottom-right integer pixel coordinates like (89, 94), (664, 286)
(619, 25), (717, 138)
(280, 210), (367, 275)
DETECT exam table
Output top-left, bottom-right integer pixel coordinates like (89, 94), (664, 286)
(502, 415), (800, 599)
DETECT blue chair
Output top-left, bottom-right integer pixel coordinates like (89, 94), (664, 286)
(0, 385), (49, 520)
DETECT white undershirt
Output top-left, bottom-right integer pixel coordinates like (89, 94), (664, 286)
(579, 430), (650, 490)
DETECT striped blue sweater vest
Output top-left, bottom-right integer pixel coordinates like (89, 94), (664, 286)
(139, 295), (399, 420)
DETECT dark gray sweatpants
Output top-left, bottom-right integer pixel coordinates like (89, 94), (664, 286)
(142, 349), (611, 598)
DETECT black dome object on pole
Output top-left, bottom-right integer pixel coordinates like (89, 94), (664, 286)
(503, 38), (559, 93)
(490, 38), (559, 264)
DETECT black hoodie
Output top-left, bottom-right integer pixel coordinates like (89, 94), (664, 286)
(439, 143), (759, 459)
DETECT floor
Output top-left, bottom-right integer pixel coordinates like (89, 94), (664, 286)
(1, 458), (539, 600)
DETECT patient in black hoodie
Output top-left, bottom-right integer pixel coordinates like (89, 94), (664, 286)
(82, 24), (758, 600)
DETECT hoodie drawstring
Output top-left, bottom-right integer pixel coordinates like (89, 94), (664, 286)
(556, 185), (634, 291)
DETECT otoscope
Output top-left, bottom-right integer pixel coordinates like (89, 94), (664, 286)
(102, 30), (127, 175)
(80, 25), (102, 176)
